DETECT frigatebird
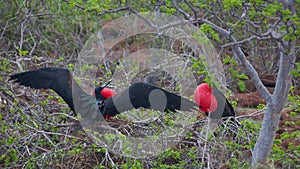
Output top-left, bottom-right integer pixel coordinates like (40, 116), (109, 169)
(9, 68), (235, 123)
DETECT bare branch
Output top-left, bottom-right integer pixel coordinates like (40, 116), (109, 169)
(232, 45), (272, 101)
(221, 36), (271, 48)
(273, 41), (296, 102)
(183, 0), (197, 20)
(172, 0), (190, 19)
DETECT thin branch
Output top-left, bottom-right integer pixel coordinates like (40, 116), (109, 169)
(172, 0), (190, 19)
(236, 108), (266, 119)
(221, 36), (271, 48)
(273, 41), (296, 103)
(96, 6), (129, 16)
(183, 0), (197, 20)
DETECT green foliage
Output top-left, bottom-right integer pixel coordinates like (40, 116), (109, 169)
(287, 86), (300, 113)
(200, 24), (221, 43)
(240, 119), (261, 137)
(271, 130), (300, 167)
(0, 58), (10, 73)
(0, 0), (106, 58)
(190, 56), (216, 86)
(291, 62), (300, 77)
(121, 159), (143, 169)
(257, 104), (266, 109)
(211, 119), (261, 168)
(18, 49), (29, 56)
(159, 6), (176, 14)
(223, 0), (243, 11)
(223, 56), (249, 92)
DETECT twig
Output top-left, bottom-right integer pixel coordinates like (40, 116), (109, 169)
(236, 108), (266, 119)
(221, 36), (271, 48)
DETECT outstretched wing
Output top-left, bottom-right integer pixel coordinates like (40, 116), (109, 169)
(10, 68), (76, 112)
(10, 68), (105, 124)
(10, 68), (96, 114)
(103, 82), (198, 117)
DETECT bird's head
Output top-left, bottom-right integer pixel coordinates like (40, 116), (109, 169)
(92, 80), (115, 99)
(92, 87), (116, 99)
(194, 83), (218, 113)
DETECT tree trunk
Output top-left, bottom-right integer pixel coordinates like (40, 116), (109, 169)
(251, 41), (296, 167)
(251, 102), (282, 167)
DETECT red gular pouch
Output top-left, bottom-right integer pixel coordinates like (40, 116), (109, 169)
(194, 83), (218, 113)
(91, 88), (116, 98)
(100, 88), (116, 99)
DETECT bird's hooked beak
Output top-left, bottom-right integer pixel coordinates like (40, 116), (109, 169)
(102, 79), (112, 88)
(92, 80), (112, 96)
